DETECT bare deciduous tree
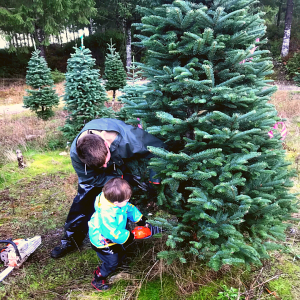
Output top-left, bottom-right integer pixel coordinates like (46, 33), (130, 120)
(281, 0), (294, 57)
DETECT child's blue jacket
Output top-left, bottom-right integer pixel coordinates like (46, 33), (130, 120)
(88, 193), (143, 248)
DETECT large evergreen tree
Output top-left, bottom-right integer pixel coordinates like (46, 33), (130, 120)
(120, 0), (298, 270)
(61, 46), (112, 141)
(104, 40), (127, 103)
(23, 49), (59, 120)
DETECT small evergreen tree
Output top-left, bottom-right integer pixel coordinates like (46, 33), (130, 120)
(104, 40), (127, 103)
(61, 46), (112, 141)
(23, 49), (59, 120)
(121, 0), (298, 270)
(116, 58), (161, 209)
(117, 57), (148, 125)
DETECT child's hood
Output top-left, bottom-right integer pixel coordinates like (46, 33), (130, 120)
(94, 192), (127, 213)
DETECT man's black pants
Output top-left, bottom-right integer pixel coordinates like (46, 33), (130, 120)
(62, 184), (103, 247)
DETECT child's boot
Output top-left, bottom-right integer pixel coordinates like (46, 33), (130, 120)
(91, 266), (110, 291)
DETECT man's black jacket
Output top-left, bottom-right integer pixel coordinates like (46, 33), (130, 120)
(70, 118), (166, 187)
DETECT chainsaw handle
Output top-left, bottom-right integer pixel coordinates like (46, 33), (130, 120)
(0, 240), (21, 259)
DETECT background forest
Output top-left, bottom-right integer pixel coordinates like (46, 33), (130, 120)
(0, 0), (300, 80)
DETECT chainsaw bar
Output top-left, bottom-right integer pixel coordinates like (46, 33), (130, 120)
(0, 266), (14, 282)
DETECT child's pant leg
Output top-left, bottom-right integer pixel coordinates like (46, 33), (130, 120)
(96, 245), (125, 278)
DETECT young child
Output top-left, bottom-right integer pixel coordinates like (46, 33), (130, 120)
(88, 177), (147, 291)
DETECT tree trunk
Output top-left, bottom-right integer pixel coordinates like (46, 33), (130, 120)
(26, 34), (30, 48)
(57, 33), (61, 46)
(14, 35), (19, 48)
(30, 34), (35, 50)
(17, 34), (21, 47)
(277, 0), (283, 27)
(88, 18), (93, 35)
(8, 32), (13, 49)
(59, 32), (63, 46)
(65, 27), (69, 43)
(38, 43), (46, 58)
(34, 24), (46, 58)
(281, 0), (294, 57)
(22, 34), (26, 47)
(113, 90), (116, 102)
(126, 21), (132, 69)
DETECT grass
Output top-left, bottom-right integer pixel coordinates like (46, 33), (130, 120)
(0, 88), (300, 299)
(0, 170), (77, 238)
(268, 259), (300, 300)
(137, 276), (178, 300)
(0, 150), (73, 189)
(0, 249), (99, 299)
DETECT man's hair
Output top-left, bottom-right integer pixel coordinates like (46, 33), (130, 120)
(103, 178), (132, 203)
(76, 134), (108, 169)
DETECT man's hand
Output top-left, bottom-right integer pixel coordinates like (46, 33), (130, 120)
(136, 215), (147, 226)
(123, 174), (148, 191)
(123, 232), (135, 248)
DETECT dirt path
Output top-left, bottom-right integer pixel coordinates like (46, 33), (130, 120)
(274, 84), (300, 91)
(0, 82), (299, 116)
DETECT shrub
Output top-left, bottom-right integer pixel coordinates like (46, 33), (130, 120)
(51, 69), (65, 84)
(294, 72), (300, 86)
(286, 52), (300, 79)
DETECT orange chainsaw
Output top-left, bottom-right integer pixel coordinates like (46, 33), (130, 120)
(0, 236), (41, 282)
(132, 223), (163, 239)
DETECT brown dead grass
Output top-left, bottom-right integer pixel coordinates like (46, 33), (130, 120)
(0, 110), (66, 148)
(270, 90), (300, 119)
(269, 91), (300, 153)
(106, 89), (123, 101)
(54, 81), (65, 97)
(0, 82), (124, 109)
(0, 84), (27, 105)
(0, 109), (67, 165)
(0, 81), (65, 106)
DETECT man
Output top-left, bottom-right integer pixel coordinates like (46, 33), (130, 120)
(51, 118), (166, 258)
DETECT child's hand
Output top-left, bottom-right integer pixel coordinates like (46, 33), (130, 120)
(136, 215), (147, 226)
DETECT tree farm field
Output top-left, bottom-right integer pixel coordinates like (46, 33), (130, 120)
(0, 84), (300, 299)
